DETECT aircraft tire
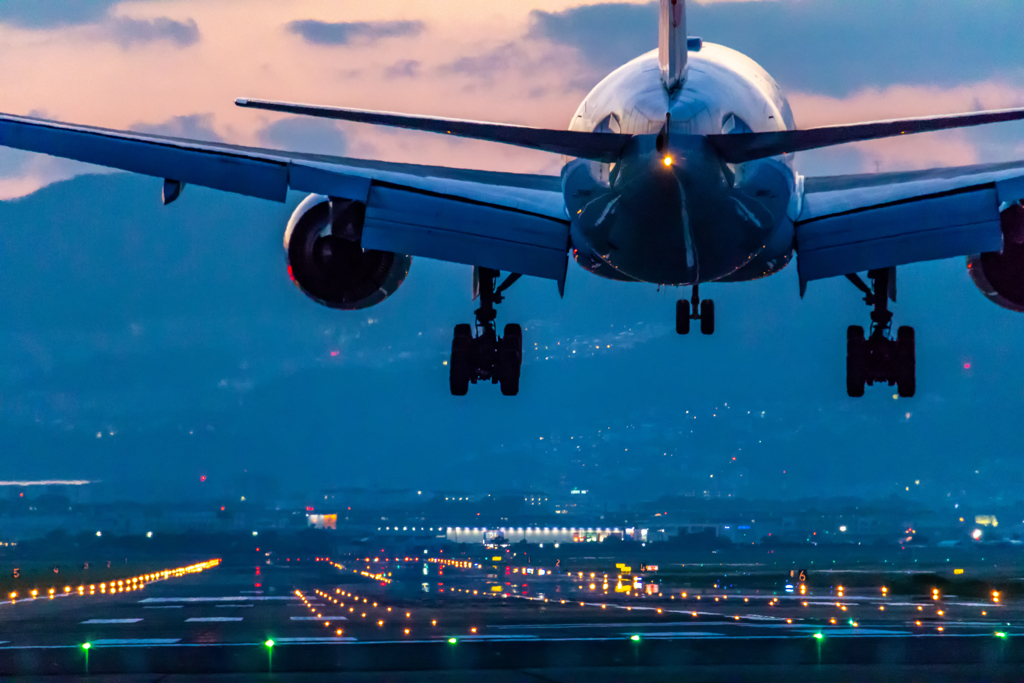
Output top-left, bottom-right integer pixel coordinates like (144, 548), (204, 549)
(700, 300), (715, 335)
(499, 324), (522, 396)
(846, 325), (866, 397)
(676, 300), (690, 335)
(450, 324), (472, 396)
(896, 326), (916, 398)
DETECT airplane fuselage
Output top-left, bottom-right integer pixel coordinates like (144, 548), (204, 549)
(564, 43), (800, 286)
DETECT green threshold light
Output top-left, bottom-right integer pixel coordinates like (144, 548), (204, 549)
(630, 635), (641, 642)
(813, 633), (824, 640)
(81, 642), (91, 650)
(448, 638), (457, 644)
(265, 639), (275, 648)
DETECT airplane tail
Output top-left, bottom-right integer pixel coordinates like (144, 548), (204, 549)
(659, 0), (687, 93)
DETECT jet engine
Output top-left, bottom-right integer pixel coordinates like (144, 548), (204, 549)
(284, 194), (411, 310)
(968, 202), (1024, 313)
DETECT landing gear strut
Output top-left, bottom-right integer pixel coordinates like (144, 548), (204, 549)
(449, 268), (523, 396)
(676, 285), (715, 335)
(845, 268), (915, 398)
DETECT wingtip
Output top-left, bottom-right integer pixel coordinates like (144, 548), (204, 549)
(235, 98), (249, 107)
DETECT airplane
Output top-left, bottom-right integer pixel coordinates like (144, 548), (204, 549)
(2, 0), (1024, 398)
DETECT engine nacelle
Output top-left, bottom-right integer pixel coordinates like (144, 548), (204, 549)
(968, 202), (1024, 313)
(284, 194), (411, 310)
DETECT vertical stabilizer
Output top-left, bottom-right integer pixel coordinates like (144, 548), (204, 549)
(659, 0), (687, 93)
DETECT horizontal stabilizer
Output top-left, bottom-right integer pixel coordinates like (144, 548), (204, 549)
(708, 107), (1024, 164)
(236, 98), (631, 162)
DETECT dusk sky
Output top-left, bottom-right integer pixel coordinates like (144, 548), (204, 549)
(0, 1), (1022, 502)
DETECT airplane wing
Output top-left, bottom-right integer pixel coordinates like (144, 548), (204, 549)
(794, 160), (1024, 288)
(0, 112), (571, 284)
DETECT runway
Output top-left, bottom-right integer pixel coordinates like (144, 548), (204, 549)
(1, 558), (1022, 679)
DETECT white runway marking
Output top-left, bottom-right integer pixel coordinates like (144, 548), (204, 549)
(272, 637), (358, 643)
(143, 606), (183, 609)
(141, 597), (295, 603)
(290, 616), (347, 621)
(91, 639), (181, 646)
(216, 604), (254, 608)
(185, 617), (243, 622)
(81, 619), (142, 624)
(438, 635), (540, 641)
(623, 632), (724, 638)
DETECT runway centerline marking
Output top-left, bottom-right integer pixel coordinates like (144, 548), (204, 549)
(216, 604), (254, 608)
(290, 616), (347, 621)
(272, 637), (358, 643)
(90, 639), (181, 646)
(185, 617), (243, 622)
(143, 606), (183, 609)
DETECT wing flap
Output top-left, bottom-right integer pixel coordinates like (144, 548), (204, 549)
(801, 161), (1024, 221)
(362, 185), (569, 283)
(796, 187), (1004, 283)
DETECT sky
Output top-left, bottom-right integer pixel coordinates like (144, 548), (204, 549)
(0, 0), (1023, 504)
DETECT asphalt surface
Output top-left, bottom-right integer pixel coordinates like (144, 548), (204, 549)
(1, 558), (1022, 679)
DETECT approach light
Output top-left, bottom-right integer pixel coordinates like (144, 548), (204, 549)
(663, 156), (674, 167)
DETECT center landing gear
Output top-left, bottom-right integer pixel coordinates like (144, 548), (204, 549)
(845, 268), (915, 398)
(449, 268), (523, 396)
(676, 285), (715, 335)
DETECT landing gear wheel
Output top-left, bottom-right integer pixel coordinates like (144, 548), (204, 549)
(896, 326), (916, 398)
(700, 300), (715, 335)
(676, 300), (691, 335)
(498, 324), (522, 396)
(846, 325), (866, 398)
(449, 324), (472, 396)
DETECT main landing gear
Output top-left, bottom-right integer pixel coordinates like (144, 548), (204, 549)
(845, 268), (915, 398)
(449, 268), (523, 397)
(676, 285), (715, 335)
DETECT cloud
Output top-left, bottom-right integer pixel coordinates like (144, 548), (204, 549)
(0, 0), (123, 29)
(107, 17), (200, 49)
(130, 114), (224, 142)
(529, 0), (1024, 97)
(0, 0), (200, 50)
(440, 43), (531, 79)
(286, 20), (424, 47)
(257, 117), (348, 156)
(384, 60), (421, 80)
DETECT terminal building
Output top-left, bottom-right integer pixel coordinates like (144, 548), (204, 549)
(445, 526), (658, 544)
